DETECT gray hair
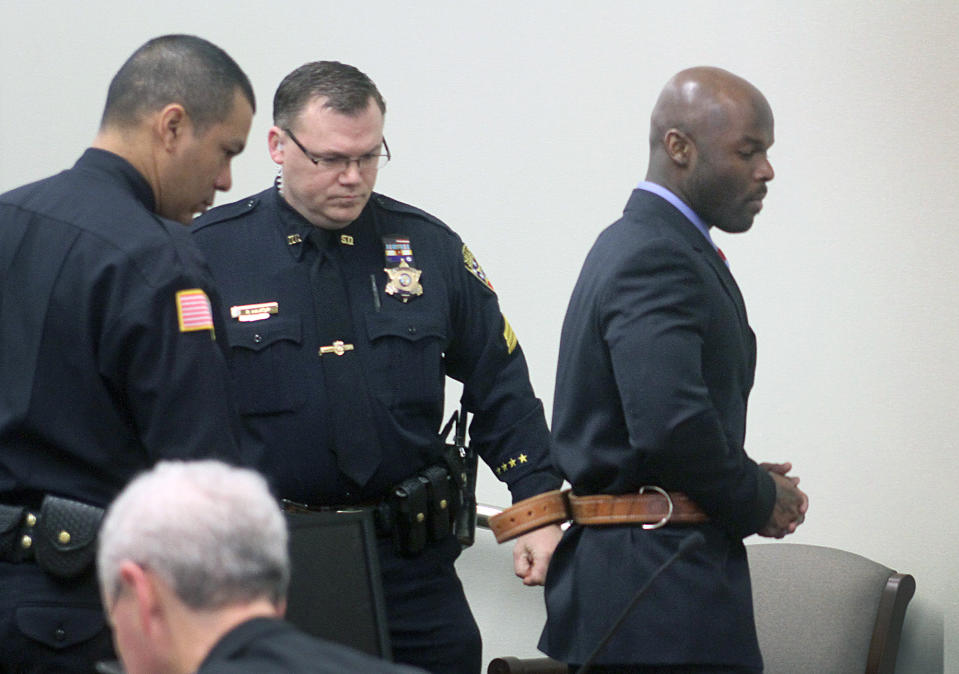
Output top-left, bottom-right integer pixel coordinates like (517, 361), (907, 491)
(100, 34), (256, 134)
(273, 60), (385, 130)
(97, 460), (289, 610)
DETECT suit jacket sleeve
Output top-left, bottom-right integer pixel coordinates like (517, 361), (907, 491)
(602, 236), (774, 537)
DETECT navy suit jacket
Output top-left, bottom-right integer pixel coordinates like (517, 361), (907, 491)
(540, 188), (776, 668)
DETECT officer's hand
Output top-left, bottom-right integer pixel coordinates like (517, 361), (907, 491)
(513, 524), (563, 586)
(758, 468), (808, 538)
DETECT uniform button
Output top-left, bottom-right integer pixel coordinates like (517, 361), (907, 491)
(58, 530), (71, 545)
(408, 326), (417, 335)
(253, 334), (263, 344)
(54, 627), (66, 642)
(21, 535), (32, 549)
(25, 512), (37, 527)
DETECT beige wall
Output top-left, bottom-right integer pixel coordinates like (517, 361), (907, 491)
(2, 2), (953, 671)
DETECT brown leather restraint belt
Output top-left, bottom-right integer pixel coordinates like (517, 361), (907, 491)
(488, 487), (708, 543)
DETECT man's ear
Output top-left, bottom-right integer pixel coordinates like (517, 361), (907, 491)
(663, 128), (694, 168)
(267, 126), (286, 165)
(119, 561), (161, 635)
(156, 103), (189, 152)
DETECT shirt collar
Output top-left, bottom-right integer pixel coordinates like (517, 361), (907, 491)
(272, 186), (375, 259)
(272, 186), (316, 260)
(76, 148), (156, 213)
(635, 180), (719, 252)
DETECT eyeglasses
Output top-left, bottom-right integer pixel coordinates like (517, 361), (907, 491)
(284, 128), (390, 172)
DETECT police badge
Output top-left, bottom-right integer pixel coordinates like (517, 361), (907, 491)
(384, 260), (423, 301)
(383, 236), (423, 302)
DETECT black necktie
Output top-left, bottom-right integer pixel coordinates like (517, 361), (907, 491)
(307, 229), (382, 487)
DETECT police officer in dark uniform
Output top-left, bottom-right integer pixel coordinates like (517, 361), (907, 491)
(192, 61), (563, 674)
(0, 35), (254, 672)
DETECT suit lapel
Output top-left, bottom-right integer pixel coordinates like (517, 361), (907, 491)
(625, 189), (751, 334)
(699, 239), (750, 332)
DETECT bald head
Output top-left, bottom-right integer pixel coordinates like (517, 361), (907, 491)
(646, 66), (775, 233)
(649, 67), (767, 151)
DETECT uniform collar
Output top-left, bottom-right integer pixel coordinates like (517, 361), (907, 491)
(272, 187), (377, 260)
(75, 148), (156, 213)
(272, 186), (317, 262)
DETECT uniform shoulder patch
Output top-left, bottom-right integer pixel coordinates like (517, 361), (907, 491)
(176, 288), (215, 337)
(463, 244), (495, 293)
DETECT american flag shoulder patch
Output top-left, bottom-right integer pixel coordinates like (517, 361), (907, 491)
(176, 289), (215, 334)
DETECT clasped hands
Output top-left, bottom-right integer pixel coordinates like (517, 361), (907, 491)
(758, 461), (809, 538)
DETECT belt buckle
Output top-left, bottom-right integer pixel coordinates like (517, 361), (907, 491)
(638, 485), (673, 530)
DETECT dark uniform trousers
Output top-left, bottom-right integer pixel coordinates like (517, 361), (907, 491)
(379, 536), (481, 674)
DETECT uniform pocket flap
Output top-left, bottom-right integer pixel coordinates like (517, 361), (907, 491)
(16, 604), (106, 649)
(225, 315), (302, 352)
(366, 311), (445, 343)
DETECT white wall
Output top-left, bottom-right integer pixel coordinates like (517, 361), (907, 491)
(2, 1), (954, 671)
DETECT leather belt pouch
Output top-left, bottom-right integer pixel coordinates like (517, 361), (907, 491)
(0, 504), (25, 562)
(418, 465), (453, 542)
(33, 495), (104, 578)
(390, 476), (429, 556)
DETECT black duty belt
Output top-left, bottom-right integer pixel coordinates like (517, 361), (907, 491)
(281, 463), (460, 557)
(0, 495), (104, 578)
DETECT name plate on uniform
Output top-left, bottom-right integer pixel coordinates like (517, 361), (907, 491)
(230, 301), (279, 322)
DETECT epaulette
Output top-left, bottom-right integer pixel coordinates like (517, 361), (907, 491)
(371, 193), (454, 234)
(192, 193), (264, 231)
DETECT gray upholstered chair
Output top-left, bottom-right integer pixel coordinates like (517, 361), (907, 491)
(747, 543), (915, 674)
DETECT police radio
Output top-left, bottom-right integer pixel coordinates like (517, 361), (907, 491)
(441, 406), (477, 547)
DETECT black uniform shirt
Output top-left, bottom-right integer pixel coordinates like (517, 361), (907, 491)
(193, 187), (559, 504)
(0, 149), (240, 508)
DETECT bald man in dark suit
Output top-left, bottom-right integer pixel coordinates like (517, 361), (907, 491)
(539, 67), (808, 673)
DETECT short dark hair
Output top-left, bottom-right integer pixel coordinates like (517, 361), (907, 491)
(100, 34), (255, 134)
(273, 61), (385, 130)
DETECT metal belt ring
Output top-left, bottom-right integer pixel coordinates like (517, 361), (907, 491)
(638, 485), (673, 530)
